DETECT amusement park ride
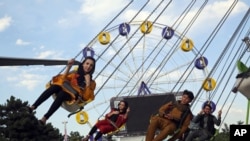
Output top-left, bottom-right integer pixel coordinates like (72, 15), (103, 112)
(232, 37), (250, 124)
(0, 56), (81, 66)
(1, 0), (250, 141)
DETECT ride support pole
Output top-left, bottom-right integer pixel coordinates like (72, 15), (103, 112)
(246, 99), (250, 124)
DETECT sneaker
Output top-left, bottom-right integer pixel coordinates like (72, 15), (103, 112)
(25, 106), (33, 114)
(82, 135), (90, 141)
(38, 120), (45, 125)
(232, 87), (238, 93)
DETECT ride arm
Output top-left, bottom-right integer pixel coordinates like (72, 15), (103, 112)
(214, 110), (222, 126)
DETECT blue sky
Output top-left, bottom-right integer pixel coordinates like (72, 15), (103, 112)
(0, 0), (250, 137)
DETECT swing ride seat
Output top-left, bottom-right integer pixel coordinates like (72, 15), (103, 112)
(85, 119), (126, 141)
(102, 124), (126, 141)
(233, 72), (250, 99)
(52, 93), (92, 112)
(46, 79), (93, 113)
(106, 122), (126, 136)
(232, 60), (250, 99)
(96, 117), (126, 136)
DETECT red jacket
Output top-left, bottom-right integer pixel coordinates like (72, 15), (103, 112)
(105, 108), (128, 127)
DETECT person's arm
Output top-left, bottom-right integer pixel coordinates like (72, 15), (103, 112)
(123, 107), (130, 119)
(63, 59), (74, 79)
(193, 110), (203, 123)
(158, 101), (173, 117)
(106, 109), (119, 118)
(84, 74), (91, 87)
(116, 107), (130, 127)
(214, 110), (222, 126)
(80, 80), (96, 101)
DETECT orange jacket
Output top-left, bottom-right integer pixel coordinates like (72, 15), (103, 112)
(51, 73), (96, 104)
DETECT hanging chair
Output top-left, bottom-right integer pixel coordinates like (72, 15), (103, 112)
(46, 73), (94, 116)
(85, 115), (126, 141)
(232, 60), (250, 99)
(46, 47), (96, 117)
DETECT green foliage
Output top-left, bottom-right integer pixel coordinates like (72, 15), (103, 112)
(213, 132), (229, 141)
(69, 131), (84, 141)
(236, 120), (244, 125)
(237, 60), (248, 73)
(212, 121), (244, 141)
(0, 96), (63, 141)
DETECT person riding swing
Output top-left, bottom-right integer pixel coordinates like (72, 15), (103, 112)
(28, 57), (96, 125)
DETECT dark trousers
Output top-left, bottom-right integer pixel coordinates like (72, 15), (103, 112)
(32, 85), (71, 119)
(185, 129), (212, 141)
(89, 126), (103, 140)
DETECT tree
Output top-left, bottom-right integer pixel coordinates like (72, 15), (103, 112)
(212, 120), (244, 141)
(69, 131), (84, 141)
(0, 96), (63, 141)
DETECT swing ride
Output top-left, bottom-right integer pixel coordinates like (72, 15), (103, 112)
(0, 56), (81, 66)
(232, 37), (250, 124)
(1, 0), (250, 141)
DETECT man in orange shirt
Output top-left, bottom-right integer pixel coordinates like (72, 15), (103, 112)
(145, 90), (194, 141)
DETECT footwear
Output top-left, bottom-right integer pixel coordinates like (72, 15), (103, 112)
(82, 135), (90, 141)
(232, 87), (238, 93)
(25, 106), (33, 114)
(38, 120), (45, 125)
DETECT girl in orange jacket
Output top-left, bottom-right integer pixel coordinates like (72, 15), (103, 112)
(28, 56), (96, 125)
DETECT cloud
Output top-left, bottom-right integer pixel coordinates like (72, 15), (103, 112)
(57, 12), (83, 29)
(16, 39), (31, 46)
(167, 0), (249, 38)
(79, 0), (126, 22)
(36, 50), (58, 59)
(17, 75), (42, 90)
(6, 71), (45, 90)
(36, 50), (64, 59)
(0, 15), (12, 32)
(231, 0), (249, 14)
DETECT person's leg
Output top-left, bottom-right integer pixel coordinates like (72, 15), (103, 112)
(89, 126), (98, 136)
(182, 128), (190, 141)
(153, 123), (175, 141)
(94, 131), (103, 141)
(185, 130), (199, 141)
(41, 90), (71, 124)
(196, 130), (211, 141)
(145, 116), (160, 141)
(31, 85), (61, 110)
(82, 126), (98, 141)
(94, 123), (116, 141)
(196, 133), (211, 141)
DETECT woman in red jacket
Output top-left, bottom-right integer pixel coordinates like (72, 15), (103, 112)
(82, 100), (130, 141)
